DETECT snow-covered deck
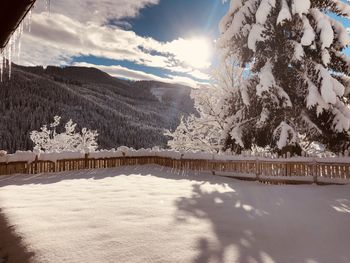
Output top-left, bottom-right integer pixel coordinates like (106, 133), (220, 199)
(0, 165), (349, 263)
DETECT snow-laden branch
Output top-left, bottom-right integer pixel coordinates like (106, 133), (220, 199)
(30, 116), (99, 153)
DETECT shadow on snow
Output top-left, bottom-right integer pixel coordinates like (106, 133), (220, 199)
(0, 165), (349, 263)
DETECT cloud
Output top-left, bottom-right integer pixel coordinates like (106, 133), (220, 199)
(34, 0), (160, 24)
(73, 62), (209, 88)
(15, 12), (211, 85)
(11, 0), (213, 87)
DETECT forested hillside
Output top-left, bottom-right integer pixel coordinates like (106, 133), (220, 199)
(0, 65), (195, 153)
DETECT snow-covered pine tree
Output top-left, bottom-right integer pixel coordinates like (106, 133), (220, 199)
(218, 0), (350, 154)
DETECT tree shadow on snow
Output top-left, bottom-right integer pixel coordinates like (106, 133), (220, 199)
(175, 183), (271, 263)
(0, 165), (349, 263)
(174, 180), (350, 263)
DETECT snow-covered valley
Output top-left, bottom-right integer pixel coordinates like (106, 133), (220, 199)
(0, 165), (349, 263)
(0, 65), (195, 153)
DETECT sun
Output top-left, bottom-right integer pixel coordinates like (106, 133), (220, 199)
(169, 37), (213, 69)
(182, 38), (212, 69)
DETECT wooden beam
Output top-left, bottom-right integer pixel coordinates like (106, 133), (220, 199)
(0, 0), (36, 49)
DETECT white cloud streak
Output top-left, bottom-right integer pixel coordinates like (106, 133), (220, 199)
(74, 62), (209, 88)
(34, 0), (160, 24)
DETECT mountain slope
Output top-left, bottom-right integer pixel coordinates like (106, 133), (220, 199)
(0, 65), (195, 153)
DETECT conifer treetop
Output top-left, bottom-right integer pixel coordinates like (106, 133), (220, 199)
(218, 0), (350, 153)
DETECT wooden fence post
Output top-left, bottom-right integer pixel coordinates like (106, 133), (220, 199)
(52, 161), (56, 173)
(34, 155), (38, 174)
(211, 155), (215, 175)
(313, 159), (318, 184)
(255, 158), (260, 180)
(121, 152), (126, 166)
(84, 153), (89, 169)
(180, 154), (184, 170)
(25, 161), (30, 174)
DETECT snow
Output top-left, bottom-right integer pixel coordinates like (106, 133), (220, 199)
(306, 79), (329, 115)
(39, 151), (85, 162)
(219, 0), (258, 46)
(330, 18), (350, 47)
(256, 0), (275, 25)
(276, 0), (291, 25)
(311, 10), (334, 50)
(88, 150), (124, 159)
(1, 165), (350, 263)
(167, 60), (244, 153)
(292, 0), (310, 16)
(247, 24), (265, 52)
(1, 147), (350, 164)
(182, 152), (214, 160)
(317, 176), (350, 185)
(316, 65), (345, 105)
(321, 49), (331, 66)
(257, 108), (269, 127)
(30, 116), (98, 153)
(228, 0), (243, 15)
(156, 149), (182, 160)
(218, 0), (350, 151)
(301, 15), (315, 46)
(150, 87), (167, 102)
(127, 149), (157, 157)
(213, 154), (256, 161)
(273, 122), (297, 150)
(293, 42), (304, 61)
(2, 151), (37, 163)
(307, 65), (350, 132)
(230, 126), (244, 148)
(276, 85), (292, 107)
(256, 61), (275, 96)
(240, 81), (250, 106)
(332, 102), (350, 132)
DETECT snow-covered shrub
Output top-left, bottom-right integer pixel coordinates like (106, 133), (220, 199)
(166, 57), (244, 153)
(30, 116), (98, 153)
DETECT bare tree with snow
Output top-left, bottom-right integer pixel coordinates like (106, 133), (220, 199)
(166, 57), (245, 153)
(218, 0), (350, 154)
(30, 116), (99, 152)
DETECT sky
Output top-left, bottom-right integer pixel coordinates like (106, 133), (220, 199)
(14, 0), (229, 88)
(15, 0), (350, 88)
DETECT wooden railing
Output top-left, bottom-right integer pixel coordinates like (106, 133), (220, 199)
(0, 154), (349, 185)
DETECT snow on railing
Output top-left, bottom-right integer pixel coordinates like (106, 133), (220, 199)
(0, 147), (349, 185)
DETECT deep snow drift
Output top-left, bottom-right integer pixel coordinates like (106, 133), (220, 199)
(0, 165), (349, 263)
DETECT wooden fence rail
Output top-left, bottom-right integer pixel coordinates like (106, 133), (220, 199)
(0, 154), (349, 185)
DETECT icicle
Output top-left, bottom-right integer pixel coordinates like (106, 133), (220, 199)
(27, 9), (33, 33)
(0, 55), (3, 82)
(46, 0), (51, 12)
(0, 4), (34, 81)
(8, 37), (13, 79)
(17, 23), (24, 64)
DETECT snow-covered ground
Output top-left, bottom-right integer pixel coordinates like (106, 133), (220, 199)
(0, 165), (349, 263)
